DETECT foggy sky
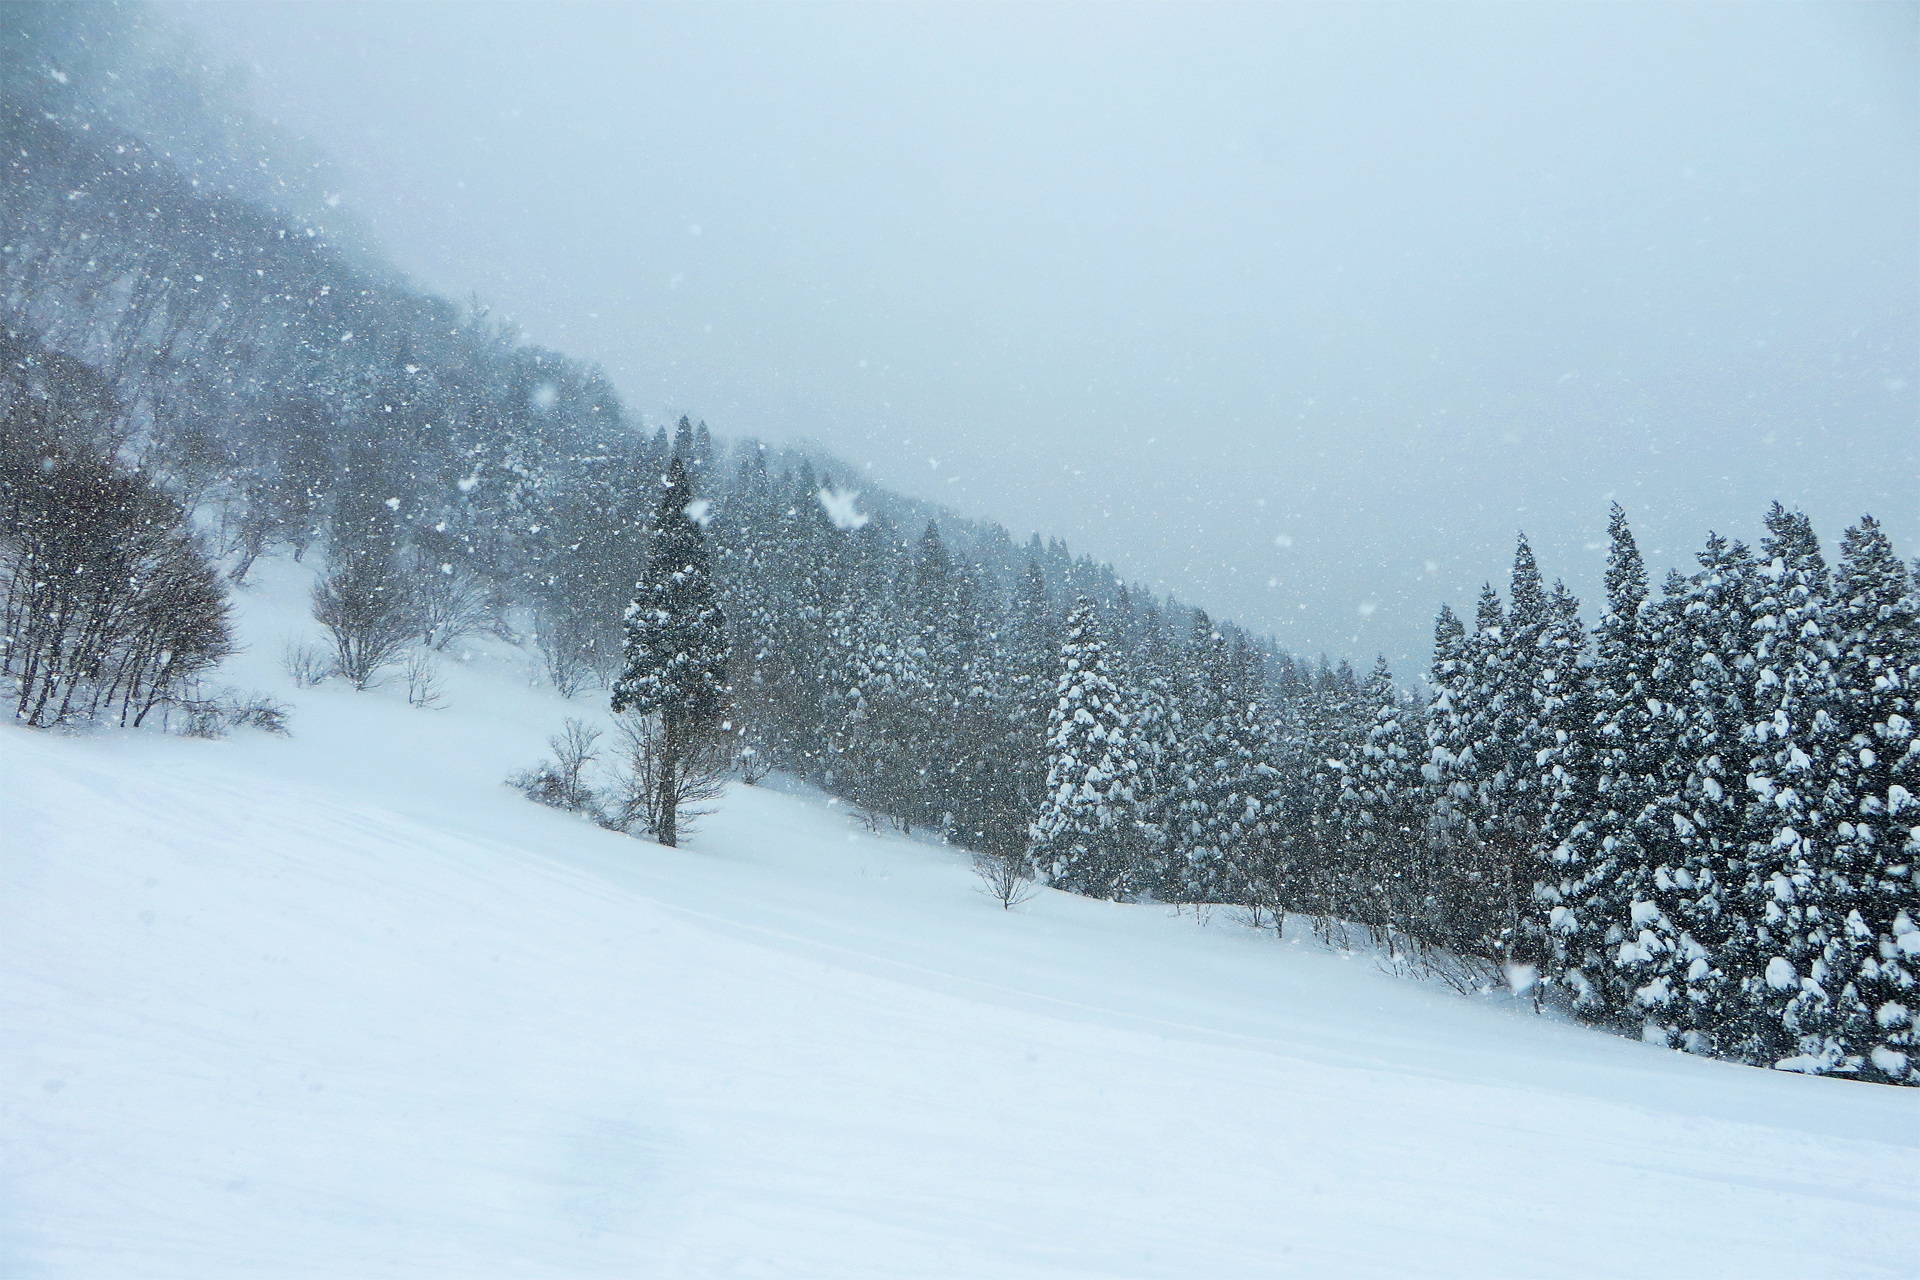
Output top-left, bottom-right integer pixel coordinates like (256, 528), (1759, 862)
(170, 1), (1918, 670)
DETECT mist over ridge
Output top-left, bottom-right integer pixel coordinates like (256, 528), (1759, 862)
(162, 1), (1918, 669)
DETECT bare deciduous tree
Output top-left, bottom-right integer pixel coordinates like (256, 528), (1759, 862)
(311, 556), (417, 691)
(535, 607), (599, 698)
(283, 641), (330, 687)
(597, 710), (729, 843)
(410, 555), (495, 651)
(735, 742), (772, 786)
(510, 717), (602, 814)
(972, 850), (1038, 910)
(403, 650), (445, 709)
(3, 392), (236, 729)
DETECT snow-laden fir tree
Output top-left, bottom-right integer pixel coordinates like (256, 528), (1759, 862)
(1340, 656), (1427, 940)
(1294, 656), (1362, 920)
(1530, 578), (1593, 997)
(610, 456), (730, 848)
(1030, 597), (1143, 898)
(1480, 536), (1552, 974)
(1730, 505), (1844, 1070)
(1211, 638), (1281, 906)
(1564, 504), (1663, 1020)
(1128, 603), (1181, 897)
(1630, 535), (1757, 1051)
(1422, 602), (1480, 950)
(1827, 516), (1920, 1080)
(1005, 560), (1060, 809)
(1162, 613), (1271, 903)
(823, 521), (925, 827)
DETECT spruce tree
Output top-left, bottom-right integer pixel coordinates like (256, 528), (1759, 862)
(1531, 579), (1593, 998)
(1165, 613), (1246, 901)
(1828, 516), (1920, 1081)
(824, 521), (923, 825)
(1731, 505), (1843, 1069)
(1343, 656), (1426, 939)
(1129, 604), (1181, 897)
(1422, 603), (1479, 948)
(611, 456), (730, 848)
(1632, 536), (1757, 1051)
(1570, 504), (1661, 1020)
(1030, 597), (1142, 898)
(1484, 536), (1551, 975)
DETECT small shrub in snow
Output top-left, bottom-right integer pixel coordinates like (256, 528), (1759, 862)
(972, 850), (1037, 910)
(283, 642), (331, 688)
(535, 607), (603, 699)
(163, 686), (292, 739)
(510, 718), (602, 816)
(403, 650), (445, 709)
(735, 742), (771, 786)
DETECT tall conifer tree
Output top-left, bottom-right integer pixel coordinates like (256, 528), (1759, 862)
(1031, 597), (1142, 897)
(611, 456), (730, 848)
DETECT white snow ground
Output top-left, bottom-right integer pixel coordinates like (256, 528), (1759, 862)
(4, 556), (1917, 1280)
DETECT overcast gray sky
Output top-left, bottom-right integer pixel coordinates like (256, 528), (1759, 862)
(171, 1), (1917, 670)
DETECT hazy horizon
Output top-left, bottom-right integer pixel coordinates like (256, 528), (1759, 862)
(170, 0), (1918, 668)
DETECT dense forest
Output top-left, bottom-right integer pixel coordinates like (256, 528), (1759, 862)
(2, 5), (1914, 1085)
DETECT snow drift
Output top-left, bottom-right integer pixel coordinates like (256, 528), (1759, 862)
(3, 556), (1917, 1279)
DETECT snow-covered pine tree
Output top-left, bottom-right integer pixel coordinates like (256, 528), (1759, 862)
(1165, 612), (1235, 901)
(1297, 656), (1362, 922)
(1567, 503), (1663, 1021)
(1828, 516), (1919, 1082)
(1444, 583), (1512, 957)
(823, 521), (924, 827)
(1342, 656), (1427, 942)
(1482, 536), (1553, 976)
(1005, 560), (1060, 813)
(610, 455), (730, 848)
(711, 446), (782, 768)
(1730, 505), (1846, 1071)
(1128, 603), (1180, 897)
(945, 566), (1018, 856)
(1422, 602), (1479, 949)
(1629, 535), (1758, 1052)
(1213, 638), (1279, 906)
(1530, 578), (1593, 999)
(905, 521), (973, 833)
(1030, 597), (1142, 898)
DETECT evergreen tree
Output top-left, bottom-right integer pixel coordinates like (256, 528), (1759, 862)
(823, 521), (922, 825)
(1631, 536), (1757, 1052)
(1030, 597), (1142, 898)
(1566, 504), (1661, 1019)
(1828, 516), (1920, 1081)
(1729, 505), (1843, 1068)
(1483, 536), (1551, 973)
(1342, 656), (1426, 938)
(1000, 560), (1061, 830)
(611, 456), (730, 848)
(1128, 604), (1181, 897)
(1165, 612), (1239, 900)
(1530, 579), (1593, 997)
(1422, 603), (1477, 947)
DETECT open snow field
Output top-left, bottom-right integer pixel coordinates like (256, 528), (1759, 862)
(4, 557), (1917, 1279)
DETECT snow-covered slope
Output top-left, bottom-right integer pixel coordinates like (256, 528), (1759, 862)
(4, 558), (1917, 1279)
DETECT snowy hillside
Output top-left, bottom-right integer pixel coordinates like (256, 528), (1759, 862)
(4, 556), (1917, 1280)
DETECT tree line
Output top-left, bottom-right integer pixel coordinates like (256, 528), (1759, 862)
(4, 6), (1912, 1087)
(662, 447), (1916, 1084)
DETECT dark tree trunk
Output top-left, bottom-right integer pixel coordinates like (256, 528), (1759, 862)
(659, 714), (681, 848)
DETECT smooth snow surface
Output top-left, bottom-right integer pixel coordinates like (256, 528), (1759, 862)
(5, 557), (1918, 1279)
